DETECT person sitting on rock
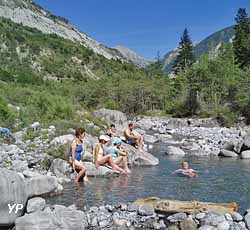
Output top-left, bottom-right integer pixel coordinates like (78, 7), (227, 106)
(124, 123), (144, 151)
(173, 162), (198, 178)
(106, 124), (120, 138)
(69, 128), (88, 183)
(93, 135), (128, 175)
(108, 137), (131, 174)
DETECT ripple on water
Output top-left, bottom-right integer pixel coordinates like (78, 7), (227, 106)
(46, 149), (250, 212)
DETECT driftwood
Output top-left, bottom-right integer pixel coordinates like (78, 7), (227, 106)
(135, 197), (238, 215)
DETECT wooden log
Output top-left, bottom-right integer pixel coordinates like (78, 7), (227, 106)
(135, 197), (238, 215)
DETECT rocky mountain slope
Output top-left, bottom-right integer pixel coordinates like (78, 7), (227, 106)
(0, 0), (124, 61)
(114, 45), (149, 68)
(163, 26), (235, 72)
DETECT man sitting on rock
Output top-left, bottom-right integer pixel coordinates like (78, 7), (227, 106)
(124, 123), (144, 151)
(108, 137), (131, 174)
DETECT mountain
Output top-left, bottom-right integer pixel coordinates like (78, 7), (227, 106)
(114, 45), (149, 68)
(0, 0), (124, 61)
(163, 26), (235, 72)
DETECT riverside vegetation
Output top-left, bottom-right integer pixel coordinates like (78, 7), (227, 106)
(0, 8), (250, 131)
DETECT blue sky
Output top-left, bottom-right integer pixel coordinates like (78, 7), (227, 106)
(34, 0), (249, 60)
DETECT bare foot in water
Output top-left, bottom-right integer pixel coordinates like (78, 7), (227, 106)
(126, 168), (131, 174)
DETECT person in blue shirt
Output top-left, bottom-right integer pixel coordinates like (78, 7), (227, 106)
(109, 138), (131, 174)
(69, 128), (88, 183)
(0, 127), (11, 137)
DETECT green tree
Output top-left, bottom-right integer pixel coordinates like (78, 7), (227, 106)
(233, 8), (250, 68)
(173, 28), (195, 74)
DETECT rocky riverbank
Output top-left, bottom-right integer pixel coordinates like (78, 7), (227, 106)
(1, 108), (250, 228)
(14, 196), (250, 230)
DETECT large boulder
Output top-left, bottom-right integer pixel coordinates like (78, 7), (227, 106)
(241, 150), (250, 159)
(25, 175), (59, 197)
(166, 146), (186, 156)
(50, 134), (74, 146)
(83, 162), (116, 177)
(0, 168), (28, 225)
(26, 197), (46, 214)
(15, 205), (88, 230)
(219, 150), (238, 158)
(123, 144), (159, 166)
(93, 108), (128, 130)
(49, 158), (72, 178)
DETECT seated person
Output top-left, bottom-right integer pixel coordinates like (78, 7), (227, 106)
(93, 135), (128, 175)
(108, 138), (131, 174)
(106, 124), (120, 138)
(124, 123), (144, 151)
(173, 162), (198, 178)
(69, 128), (88, 183)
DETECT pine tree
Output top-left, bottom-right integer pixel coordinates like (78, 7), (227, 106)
(173, 28), (195, 74)
(233, 8), (250, 68)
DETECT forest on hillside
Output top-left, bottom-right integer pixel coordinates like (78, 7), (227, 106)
(0, 8), (250, 129)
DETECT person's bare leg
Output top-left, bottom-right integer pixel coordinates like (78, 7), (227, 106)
(96, 155), (121, 173)
(75, 161), (88, 183)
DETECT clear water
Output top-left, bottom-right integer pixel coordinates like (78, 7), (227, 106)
(46, 143), (250, 213)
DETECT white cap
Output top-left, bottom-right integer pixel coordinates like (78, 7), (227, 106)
(99, 135), (110, 142)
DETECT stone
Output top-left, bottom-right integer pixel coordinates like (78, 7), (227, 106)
(217, 221), (230, 230)
(11, 160), (29, 172)
(81, 150), (93, 162)
(198, 226), (217, 230)
(153, 220), (166, 230)
(83, 162), (116, 177)
(25, 175), (59, 197)
(202, 214), (225, 226)
(241, 151), (250, 159)
(15, 206), (88, 230)
(180, 218), (198, 230)
(50, 134), (74, 146)
(13, 130), (26, 142)
(222, 141), (234, 151)
(224, 213), (233, 221)
(26, 197), (46, 213)
(49, 158), (72, 178)
(219, 150), (238, 158)
(93, 108), (128, 130)
(244, 213), (250, 229)
(128, 203), (139, 212)
(113, 218), (129, 226)
(138, 205), (155, 216)
(167, 213), (187, 223)
(196, 213), (206, 220)
(123, 143), (159, 166)
(31, 122), (41, 131)
(231, 212), (243, 221)
(234, 140), (244, 154)
(166, 146), (186, 156)
(0, 168), (28, 225)
(144, 134), (158, 143)
(23, 170), (41, 178)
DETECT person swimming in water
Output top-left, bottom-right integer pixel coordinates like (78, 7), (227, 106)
(173, 162), (198, 178)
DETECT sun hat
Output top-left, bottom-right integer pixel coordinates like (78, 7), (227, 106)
(99, 135), (110, 142)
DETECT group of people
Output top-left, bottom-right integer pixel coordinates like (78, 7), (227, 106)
(69, 124), (198, 183)
(69, 123), (144, 183)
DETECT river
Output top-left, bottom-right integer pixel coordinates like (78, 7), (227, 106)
(46, 142), (250, 213)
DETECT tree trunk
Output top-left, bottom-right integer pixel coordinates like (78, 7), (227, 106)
(135, 197), (238, 214)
